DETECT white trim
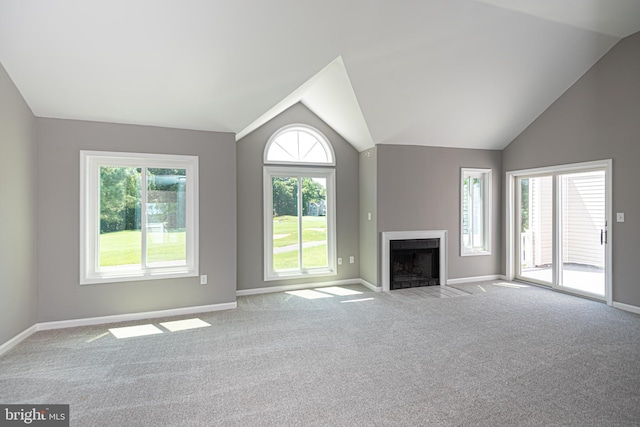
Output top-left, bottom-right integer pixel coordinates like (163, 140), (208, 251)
(460, 168), (492, 257)
(446, 275), (505, 285)
(0, 325), (37, 356)
(506, 159), (613, 305)
(264, 124), (336, 166)
(263, 166), (337, 281)
(1, 302), (237, 353)
(80, 150), (199, 285)
(36, 302), (237, 331)
(358, 278), (381, 292)
(237, 279), (366, 296)
(381, 230), (448, 292)
(612, 301), (640, 315)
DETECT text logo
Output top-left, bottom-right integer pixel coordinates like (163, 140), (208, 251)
(0, 405), (69, 426)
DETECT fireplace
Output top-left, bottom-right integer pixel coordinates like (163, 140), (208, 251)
(381, 230), (447, 292)
(390, 239), (439, 289)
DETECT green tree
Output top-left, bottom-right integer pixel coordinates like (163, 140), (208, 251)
(100, 167), (129, 233)
(272, 177), (298, 216)
(301, 178), (326, 215)
(520, 178), (529, 232)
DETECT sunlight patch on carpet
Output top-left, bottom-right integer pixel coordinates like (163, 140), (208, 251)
(160, 318), (211, 332)
(317, 287), (362, 296)
(340, 298), (374, 303)
(109, 324), (163, 339)
(491, 282), (530, 289)
(286, 290), (334, 299)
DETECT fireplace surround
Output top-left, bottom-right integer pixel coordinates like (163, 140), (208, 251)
(381, 230), (448, 292)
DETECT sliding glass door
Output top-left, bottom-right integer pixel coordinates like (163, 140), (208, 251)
(518, 175), (554, 284)
(514, 163), (609, 300)
(559, 170), (606, 295)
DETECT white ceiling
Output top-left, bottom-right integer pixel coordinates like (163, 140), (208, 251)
(1, 0), (639, 151)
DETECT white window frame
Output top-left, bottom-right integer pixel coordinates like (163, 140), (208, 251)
(80, 150), (199, 285)
(461, 168), (492, 256)
(264, 124), (335, 166)
(263, 165), (337, 281)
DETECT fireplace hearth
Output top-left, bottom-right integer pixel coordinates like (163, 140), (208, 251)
(390, 239), (440, 290)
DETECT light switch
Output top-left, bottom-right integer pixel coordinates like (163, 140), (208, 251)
(367, 212), (372, 221)
(617, 212), (625, 222)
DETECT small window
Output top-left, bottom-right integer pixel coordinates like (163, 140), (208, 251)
(461, 168), (491, 256)
(80, 151), (198, 284)
(265, 124), (335, 165)
(263, 125), (336, 281)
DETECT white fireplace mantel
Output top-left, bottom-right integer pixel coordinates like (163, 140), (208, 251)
(381, 230), (448, 292)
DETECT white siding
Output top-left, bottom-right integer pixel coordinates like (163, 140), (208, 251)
(561, 171), (605, 268)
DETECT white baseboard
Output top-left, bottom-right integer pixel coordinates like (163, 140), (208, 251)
(447, 275), (505, 285)
(237, 278), (374, 296)
(0, 325), (37, 356)
(37, 302), (237, 331)
(612, 301), (640, 315)
(358, 279), (381, 292)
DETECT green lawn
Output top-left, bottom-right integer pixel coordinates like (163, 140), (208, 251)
(273, 215), (327, 270)
(98, 216), (325, 270)
(99, 230), (186, 267)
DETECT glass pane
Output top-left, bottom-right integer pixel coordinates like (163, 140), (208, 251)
(462, 177), (470, 248)
(272, 177), (299, 271)
(146, 168), (187, 267)
(560, 170), (605, 295)
(268, 132), (298, 161)
(471, 177), (484, 248)
(99, 167), (141, 269)
(519, 176), (553, 283)
(301, 177), (328, 269)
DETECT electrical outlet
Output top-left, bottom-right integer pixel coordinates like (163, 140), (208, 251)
(338, 258), (343, 265)
(349, 256), (355, 264)
(200, 275), (207, 285)
(617, 212), (625, 222)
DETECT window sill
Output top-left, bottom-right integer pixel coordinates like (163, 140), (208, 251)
(81, 269), (198, 285)
(461, 250), (492, 257)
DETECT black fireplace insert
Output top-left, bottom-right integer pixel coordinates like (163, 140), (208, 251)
(390, 238), (439, 290)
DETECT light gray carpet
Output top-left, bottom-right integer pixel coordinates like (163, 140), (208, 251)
(1, 281), (640, 426)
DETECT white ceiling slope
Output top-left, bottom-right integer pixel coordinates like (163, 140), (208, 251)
(0, 1), (639, 151)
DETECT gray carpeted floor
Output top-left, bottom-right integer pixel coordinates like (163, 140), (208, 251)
(1, 281), (639, 426)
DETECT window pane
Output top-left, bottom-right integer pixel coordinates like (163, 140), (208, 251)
(146, 168), (187, 267)
(462, 177), (470, 248)
(99, 167), (142, 268)
(272, 177), (299, 271)
(520, 175), (553, 283)
(301, 177), (327, 268)
(472, 177), (484, 248)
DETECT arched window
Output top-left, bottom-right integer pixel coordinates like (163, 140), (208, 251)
(264, 124), (335, 165)
(263, 125), (336, 281)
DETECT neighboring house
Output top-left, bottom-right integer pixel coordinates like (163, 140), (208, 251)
(521, 167), (606, 270)
(307, 200), (326, 217)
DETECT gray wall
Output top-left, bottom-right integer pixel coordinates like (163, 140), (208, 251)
(503, 31), (640, 307)
(0, 63), (37, 344)
(36, 119), (236, 322)
(237, 103), (360, 290)
(377, 144), (502, 283)
(359, 147), (377, 286)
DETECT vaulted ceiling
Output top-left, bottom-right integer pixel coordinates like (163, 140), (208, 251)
(1, 1), (639, 151)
